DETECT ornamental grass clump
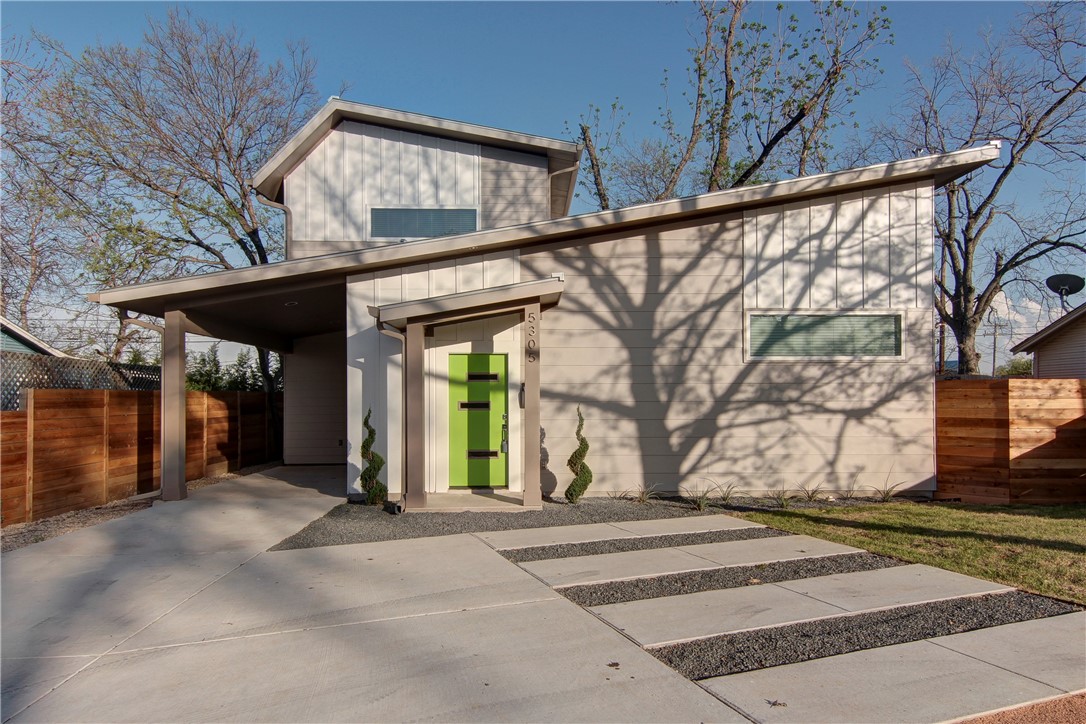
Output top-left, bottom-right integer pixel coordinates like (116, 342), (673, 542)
(564, 406), (593, 503)
(359, 408), (387, 506)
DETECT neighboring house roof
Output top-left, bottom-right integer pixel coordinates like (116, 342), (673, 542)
(250, 98), (584, 217)
(1010, 302), (1086, 354)
(0, 315), (70, 357)
(94, 142), (1002, 329)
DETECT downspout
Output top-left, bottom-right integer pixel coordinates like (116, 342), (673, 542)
(548, 161), (581, 218)
(250, 186), (293, 258)
(373, 315), (407, 514)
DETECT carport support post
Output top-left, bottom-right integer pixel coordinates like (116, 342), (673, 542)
(404, 322), (427, 510)
(523, 303), (542, 507)
(161, 309), (188, 501)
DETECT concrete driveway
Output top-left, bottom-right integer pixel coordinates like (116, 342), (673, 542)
(3, 468), (1083, 723)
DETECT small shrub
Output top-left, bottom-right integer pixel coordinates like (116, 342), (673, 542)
(838, 476), (860, 501)
(633, 484), (660, 505)
(367, 482), (388, 506)
(766, 488), (797, 509)
(564, 406), (594, 503)
(359, 408), (387, 505)
(869, 481), (906, 503)
(797, 482), (827, 502)
(713, 480), (742, 506)
(607, 489), (632, 501)
(683, 486), (714, 512)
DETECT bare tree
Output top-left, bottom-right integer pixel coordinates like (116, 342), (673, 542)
(873, 2), (1085, 374)
(0, 37), (83, 346)
(35, 8), (319, 370)
(576, 0), (891, 209)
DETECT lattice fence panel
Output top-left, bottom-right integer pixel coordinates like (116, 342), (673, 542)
(1, 352), (160, 411)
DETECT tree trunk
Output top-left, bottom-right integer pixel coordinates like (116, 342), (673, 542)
(956, 324), (982, 375)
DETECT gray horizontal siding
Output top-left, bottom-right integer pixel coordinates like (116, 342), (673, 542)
(523, 204), (936, 496)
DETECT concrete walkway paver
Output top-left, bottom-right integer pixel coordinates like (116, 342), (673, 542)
(9, 599), (746, 724)
(474, 513), (761, 550)
(114, 534), (560, 652)
(930, 611), (1086, 694)
(522, 534), (860, 587)
(589, 564), (1016, 646)
(701, 614), (1085, 724)
(4, 476), (1081, 724)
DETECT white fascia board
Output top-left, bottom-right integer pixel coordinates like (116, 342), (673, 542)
(102, 143), (1001, 314)
(251, 98), (582, 200)
(370, 278), (565, 329)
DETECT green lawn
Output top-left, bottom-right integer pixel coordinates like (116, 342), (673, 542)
(731, 502), (1086, 605)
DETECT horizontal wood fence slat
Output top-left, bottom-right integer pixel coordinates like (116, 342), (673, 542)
(936, 379), (1086, 504)
(1, 389), (281, 527)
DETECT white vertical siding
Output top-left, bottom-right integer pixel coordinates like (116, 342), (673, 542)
(344, 253), (520, 496)
(809, 198), (837, 308)
(745, 183), (931, 312)
(287, 122), (558, 259)
(835, 192), (866, 308)
(863, 190), (891, 308)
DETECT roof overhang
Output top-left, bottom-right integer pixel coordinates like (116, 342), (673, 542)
(369, 278), (564, 331)
(251, 98), (583, 218)
(95, 143), (1001, 347)
(1010, 302), (1086, 354)
(0, 314), (71, 357)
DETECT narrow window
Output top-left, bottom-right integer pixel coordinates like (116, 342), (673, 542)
(371, 208), (477, 239)
(749, 314), (902, 358)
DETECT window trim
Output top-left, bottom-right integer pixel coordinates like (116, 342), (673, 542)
(367, 204), (479, 241)
(745, 309), (906, 362)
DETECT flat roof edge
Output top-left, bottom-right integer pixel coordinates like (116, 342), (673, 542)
(100, 144), (1001, 313)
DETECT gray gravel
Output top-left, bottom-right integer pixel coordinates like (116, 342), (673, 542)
(559, 552), (904, 607)
(651, 591), (1082, 680)
(500, 526), (789, 563)
(272, 498), (737, 550)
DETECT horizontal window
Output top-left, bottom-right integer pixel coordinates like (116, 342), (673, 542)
(371, 208), (477, 239)
(750, 314), (902, 357)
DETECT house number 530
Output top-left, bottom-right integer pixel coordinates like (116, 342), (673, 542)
(526, 312), (538, 363)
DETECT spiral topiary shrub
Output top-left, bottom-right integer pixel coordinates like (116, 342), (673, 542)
(359, 408), (386, 505)
(564, 406), (593, 503)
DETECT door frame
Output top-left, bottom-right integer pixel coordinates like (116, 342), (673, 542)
(425, 314), (524, 494)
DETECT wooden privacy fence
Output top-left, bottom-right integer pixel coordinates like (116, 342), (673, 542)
(1, 389), (281, 527)
(936, 378), (1086, 504)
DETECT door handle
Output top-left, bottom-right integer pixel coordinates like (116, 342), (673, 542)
(501, 424), (508, 453)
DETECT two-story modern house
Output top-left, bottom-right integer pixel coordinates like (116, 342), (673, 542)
(93, 99), (1000, 509)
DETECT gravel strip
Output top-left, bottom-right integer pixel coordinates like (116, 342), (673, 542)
(272, 498), (745, 550)
(499, 526), (789, 563)
(558, 552), (903, 606)
(651, 590), (1081, 680)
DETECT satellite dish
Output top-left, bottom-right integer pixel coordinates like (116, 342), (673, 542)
(1046, 273), (1085, 311)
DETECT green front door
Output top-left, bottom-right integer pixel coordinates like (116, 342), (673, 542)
(449, 354), (508, 488)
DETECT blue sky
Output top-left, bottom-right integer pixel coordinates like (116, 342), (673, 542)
(5, 1), (1025, 159)
(3, 1), (1074, 361)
